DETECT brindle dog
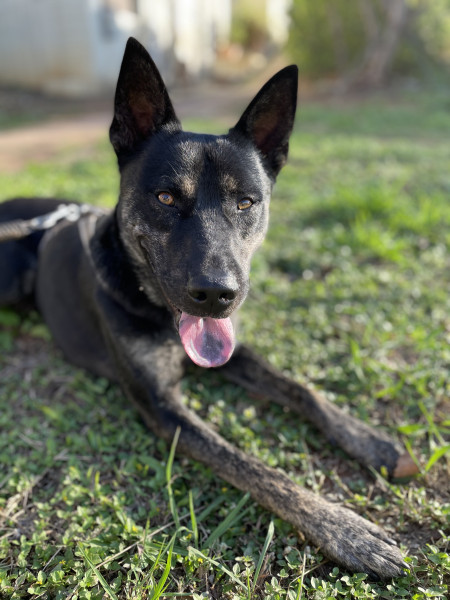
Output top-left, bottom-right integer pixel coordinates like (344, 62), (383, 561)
(0, 38), (416, 578)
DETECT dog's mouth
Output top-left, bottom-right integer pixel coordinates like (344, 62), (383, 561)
(178, 312), (235, 368)
(170, 305), (235, 368)
(138, 239), (235, 368)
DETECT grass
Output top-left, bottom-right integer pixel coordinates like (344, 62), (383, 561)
(0, 87), (449, 599)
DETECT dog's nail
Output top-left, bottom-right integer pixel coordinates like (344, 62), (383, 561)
(387, 537), (397, 546)
(392, 452), (420, 478)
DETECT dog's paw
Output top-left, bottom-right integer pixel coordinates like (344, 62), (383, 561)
(309, 503), (407, 580)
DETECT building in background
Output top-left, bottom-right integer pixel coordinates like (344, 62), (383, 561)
(0, 0), (291, 97)
(0, 0), (231, 96)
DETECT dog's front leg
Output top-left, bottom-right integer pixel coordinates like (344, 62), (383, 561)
(98, 299), (406, 578)
(219, 344), (417, 478)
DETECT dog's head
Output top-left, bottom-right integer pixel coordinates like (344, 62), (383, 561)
(109, 38), (297, 368)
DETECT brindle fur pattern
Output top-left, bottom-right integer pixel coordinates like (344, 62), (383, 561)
(0, 38), (409, 578)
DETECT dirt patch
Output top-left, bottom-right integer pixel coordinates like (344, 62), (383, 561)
(0, 112), (110, 173)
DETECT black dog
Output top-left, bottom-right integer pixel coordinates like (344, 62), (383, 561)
(0, 38), (413, 578)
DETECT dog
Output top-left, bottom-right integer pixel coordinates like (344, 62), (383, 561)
(0, 38), (414, 579)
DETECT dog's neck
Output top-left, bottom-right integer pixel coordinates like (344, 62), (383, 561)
(88, 209), (173, 324)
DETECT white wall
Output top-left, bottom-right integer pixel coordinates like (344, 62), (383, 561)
(266, 0), (292, 45)
(0, 0), (232, 95)
(0, 0), (96, 93)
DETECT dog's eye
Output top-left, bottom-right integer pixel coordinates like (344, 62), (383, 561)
(157, 192), (175, 206)
(237, 198), (253, 211)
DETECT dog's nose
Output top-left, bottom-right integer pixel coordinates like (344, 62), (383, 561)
(187, 279), (237, 315)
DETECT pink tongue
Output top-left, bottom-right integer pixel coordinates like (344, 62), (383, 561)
(179, 312), (235, 368)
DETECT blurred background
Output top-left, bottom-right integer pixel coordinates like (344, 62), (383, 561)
(0, 0), (290, 96)
(0, 0), (449, 101)
(0, 0), (449, 170)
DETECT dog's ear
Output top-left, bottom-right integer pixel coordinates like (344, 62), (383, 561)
(230, 66), (298, 179)
(110, 37), (181, 158)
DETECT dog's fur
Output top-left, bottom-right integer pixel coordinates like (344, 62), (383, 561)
(0, 38), (411, 578)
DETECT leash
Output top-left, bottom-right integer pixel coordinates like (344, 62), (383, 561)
(0, 203), (104, 242)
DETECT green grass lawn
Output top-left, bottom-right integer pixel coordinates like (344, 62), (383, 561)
(0, 89), (449, 599)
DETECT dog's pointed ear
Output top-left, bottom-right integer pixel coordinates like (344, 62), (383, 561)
(109, 37), (181, 158)
(230, 65), (298, 179)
